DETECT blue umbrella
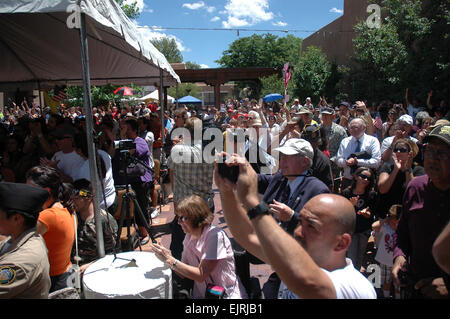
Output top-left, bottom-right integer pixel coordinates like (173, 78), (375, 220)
(263, 93), (283, 102)
(174, 95), (202, 103)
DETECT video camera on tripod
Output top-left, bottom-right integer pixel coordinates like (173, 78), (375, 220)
(114, 139), (151, 177)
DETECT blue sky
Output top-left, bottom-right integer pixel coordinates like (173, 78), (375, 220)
(128, 0), (344, 68)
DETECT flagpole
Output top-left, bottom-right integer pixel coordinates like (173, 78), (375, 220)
(79, 11), (105, 258)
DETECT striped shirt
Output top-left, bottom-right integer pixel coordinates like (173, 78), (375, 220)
(168, 142), (215, 207)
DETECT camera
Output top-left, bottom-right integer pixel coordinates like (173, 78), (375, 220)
(218, 157), (240, 184)
(114, 139), (136, 151)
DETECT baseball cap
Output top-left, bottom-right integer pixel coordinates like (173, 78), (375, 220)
(398, 114), (413, 126)
(339, 102), (350, 109)
(297, 106), (312, 115)
(423, 124), (450, 147)
(321, 107), (335, 115)
(273, 138), (314, 161)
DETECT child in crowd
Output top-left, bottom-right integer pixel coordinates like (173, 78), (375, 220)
(372, 204), (401, 299)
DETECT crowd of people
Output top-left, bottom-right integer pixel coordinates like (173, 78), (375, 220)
(0, 89), (449, 300)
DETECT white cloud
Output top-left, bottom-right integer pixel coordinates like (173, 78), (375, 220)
(211, 16), (220, 22)
(200, 64), (209, 68)
(182, 1), (215, 13)
(329, 7), (343, 14)
(137, 25), (189, 53)
(223, 16), (250, 28)
(272, 21), (287, 27)
(222, 0), (274, 28)
(182, 1), (205, 10)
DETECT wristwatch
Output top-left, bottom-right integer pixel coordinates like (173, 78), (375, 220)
(247, 202), (270, 220)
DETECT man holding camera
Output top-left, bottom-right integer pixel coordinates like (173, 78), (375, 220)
(114, 118), (153, 245)
(336, 118), (381, 190)
(214, 155), (376, 299)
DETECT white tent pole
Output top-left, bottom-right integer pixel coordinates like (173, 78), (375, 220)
(159, 69), (165, 153)
(176, 83), (179, 109)
(79, 12), (105, 258)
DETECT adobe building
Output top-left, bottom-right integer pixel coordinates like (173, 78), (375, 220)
(301, 0), (371, 66)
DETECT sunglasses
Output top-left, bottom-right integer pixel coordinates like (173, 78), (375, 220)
(357, 173), (370, 181)
(394, 147), (409, 153)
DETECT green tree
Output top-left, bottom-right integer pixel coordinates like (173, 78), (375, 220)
(351, 0), (449, 102)
(185, 61), (202, 69)
(292, 46), (331, 102)
(150, 38), (183, 63)
(66, 83), (144, 108)
(216, 33), (302, 99)
(352, 21), (409, 101)
(115, 0), (141, 19)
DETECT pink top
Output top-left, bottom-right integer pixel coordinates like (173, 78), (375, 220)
(182, 225), (247, 299)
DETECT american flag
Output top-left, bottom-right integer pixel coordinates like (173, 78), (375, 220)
(53, 85), (67, 102)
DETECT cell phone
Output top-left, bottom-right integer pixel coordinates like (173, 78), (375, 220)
(218, 159), (239, 183)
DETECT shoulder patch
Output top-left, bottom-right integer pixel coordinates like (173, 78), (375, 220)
(0, 266), (16, 285)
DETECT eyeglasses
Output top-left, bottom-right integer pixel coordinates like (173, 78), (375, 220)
(357, 173), (370, 181)
(394, 147), (409, 153)
(177, 215), (187, 222)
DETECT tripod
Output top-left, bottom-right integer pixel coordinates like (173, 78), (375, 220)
(114, 154), (157, 255)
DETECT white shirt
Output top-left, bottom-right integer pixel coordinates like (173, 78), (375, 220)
(278, 258), (377, 299)
(375, 223), (396, 267)
(72, 150), (116, 210)
(336, 133), (381, 179)
(51, 150), (84, 181)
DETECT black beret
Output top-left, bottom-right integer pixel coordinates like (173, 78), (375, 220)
(0, 182), (49, 219)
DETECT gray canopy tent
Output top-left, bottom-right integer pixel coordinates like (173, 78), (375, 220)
(0, 0), (180, 257)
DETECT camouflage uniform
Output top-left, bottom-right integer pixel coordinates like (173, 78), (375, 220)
(73, 210), (118, 265)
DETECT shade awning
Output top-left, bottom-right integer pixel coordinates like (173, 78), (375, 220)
(0, 0), (180, 90)
(175, 95), (202, 103)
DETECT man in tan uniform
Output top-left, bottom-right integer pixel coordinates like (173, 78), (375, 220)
(0, 182), (51, 299)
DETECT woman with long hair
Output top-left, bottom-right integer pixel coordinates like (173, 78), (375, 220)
(26, 165), (76, 292)
(341, 166), (378, 272)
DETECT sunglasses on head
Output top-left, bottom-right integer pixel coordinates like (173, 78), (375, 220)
(394, 147), (409, 153)
(357, 173), (370, 181)
(177, 215), (187, 222)
(73, 189), (91, 198)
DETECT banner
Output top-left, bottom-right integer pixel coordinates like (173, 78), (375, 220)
(283, 62), (290, 91)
